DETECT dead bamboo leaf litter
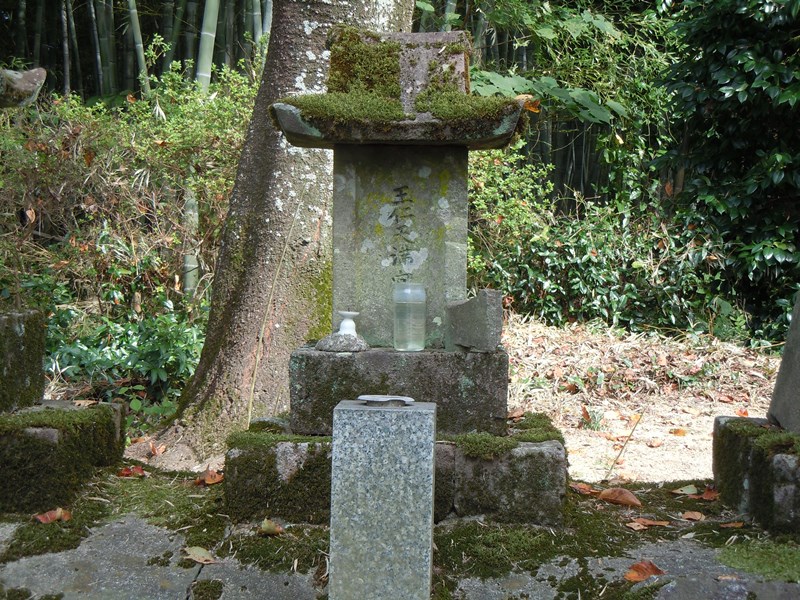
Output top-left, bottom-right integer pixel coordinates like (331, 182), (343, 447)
(503, 313), (779, 482)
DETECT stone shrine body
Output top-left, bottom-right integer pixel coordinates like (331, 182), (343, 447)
(271, 27), (522, 436)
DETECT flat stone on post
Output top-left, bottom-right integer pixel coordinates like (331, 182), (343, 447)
(768, 296), (800, 433)
(445, 288), (504, 352)
(329, 399), (436, 600)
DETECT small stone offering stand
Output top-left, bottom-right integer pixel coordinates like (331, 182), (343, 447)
(224, 27), (567, 529)
(713, 297), (800, 532)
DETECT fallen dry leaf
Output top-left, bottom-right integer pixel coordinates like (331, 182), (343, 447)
(148, 441), (166, 457)
(669, 428), (687, 436)
(569, 482), (600, 495)
(682, 511), (705, 521)
(507, 407), (525, 421)
(183, 546), (216, 564)
(34, 507), (72, 524)
(688, 486), (719, 501)
(624, 559), (665, 582)
(646, 439), (663, 448)
(258, 518), (285, 536)
(625, 521), (648, 531)
(632, 517), (670, 527)
(117, 465), (147, 478)
(720, 521), (745, 529)
(735, 407), (749, 417)
(671, 484), (699, 495)
(72, 399), (98, 407)
(194, 467), (224, 486)
(598, 487), (642, 507)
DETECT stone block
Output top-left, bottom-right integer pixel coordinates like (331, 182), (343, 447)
(713, 416), (800, 533)
(224, 428), (567, 527)
(0, 401), (124, 512)
(0, 310), (46, 413)
(329, 400), (436, 600)
(224, 432), (332, 524)
(769, 296), (800, 433)
(332, 144), (468, 348)
(289, 346), (508, 436)
(451, 440), (567, 525)
(446, 289), (504, 352)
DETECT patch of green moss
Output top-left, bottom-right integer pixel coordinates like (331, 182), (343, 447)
(106, 470), (229, 549)
(511, 412), (565, 445)
(146, 549), (173, 567)
(190, 579), (224, 600)
(306, 258), (333, 341)
(0, 585), (32, 600)
(451, 432), (518, 460)
(327, 26), (401, 99)
(720, 539), (800, 581)
(415, 88), (518, 122)
(279, 92), (406, 125)
(219, 525), (329, 574)
(225, 432), (332, 523)
(0, 485), (112, 563)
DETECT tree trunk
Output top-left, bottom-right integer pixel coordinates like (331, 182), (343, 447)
(60, 0), (70, 95)
(159, 0), (414, 466)
(15, 0), (28, 58)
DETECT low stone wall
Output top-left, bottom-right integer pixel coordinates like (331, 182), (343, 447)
(0, 402), (124, 512)
(713, 416), (800, 533)
(225, 427), (567, 526)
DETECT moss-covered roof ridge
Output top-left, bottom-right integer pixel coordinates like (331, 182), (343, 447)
(269, 26), (523, 150)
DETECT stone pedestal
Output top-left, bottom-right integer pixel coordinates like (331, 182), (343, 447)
(289, 346), (508, 435)
(329, 400), (436, 600)
(333, 145), (467, 347)
(0, 309), (46, 412)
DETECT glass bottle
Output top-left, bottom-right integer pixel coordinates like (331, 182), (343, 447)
(393, 282), (426, 351)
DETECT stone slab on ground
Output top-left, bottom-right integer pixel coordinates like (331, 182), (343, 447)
(769, 296), (800, 433)
(289, 346), (508, 436)
(713, 416), (800, 533)
(224, 431), (566, 526)
(0, 309), (46, 413)
(329, 401), (435, 600)
(0, 515), (320, 600)
(0, 401), (124, 512)
(2, 517), (799, 599)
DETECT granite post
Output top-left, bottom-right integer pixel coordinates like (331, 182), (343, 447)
(768, 295), (800, 433)
(328, 399), (436, 600)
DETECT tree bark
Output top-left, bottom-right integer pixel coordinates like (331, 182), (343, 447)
(159, 0), (414, 466)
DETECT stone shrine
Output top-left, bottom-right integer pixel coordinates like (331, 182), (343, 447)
(271, 27), (523, 436)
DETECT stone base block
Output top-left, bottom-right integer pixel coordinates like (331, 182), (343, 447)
(0, 401), (124, 512)
(289, 346), (508, 436)
(224, 430), (566, 526)
(0, 310), (46, 413)
(713, 416), (800, 533)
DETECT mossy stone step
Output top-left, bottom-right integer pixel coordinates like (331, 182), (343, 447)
(0, 401), (124, 513)
(225, 414), (567, 526)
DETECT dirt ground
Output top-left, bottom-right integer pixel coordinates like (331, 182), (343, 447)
(503, 313), (781, 483)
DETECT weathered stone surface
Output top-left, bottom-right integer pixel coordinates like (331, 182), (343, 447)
(0, 68), (46, 108)
(446, 289), (504, 352)
(224, 432), (332, 523)
(768, 296), (800, 433)
(0, 401), (124, 512)
(225, 431), (567, 526)
(289, 346), (508, 435)
(314, 332), (370, 352)
(452, 440), (566, 525)
(329, 400), (436, 600)
(713, 416), (800, 532)
(332, 144), (468, 348)
(0, 309), (46, 413)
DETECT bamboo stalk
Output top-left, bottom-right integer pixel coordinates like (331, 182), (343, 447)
(61, 0), (70, 95)
(65, 0), (82, 97)
(127, 0), (151, 94)
(162, 0), (186, 73)
(33, 0), (43, 67)
(195, 0), (220, 92)
(87, 0), (104, 95)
